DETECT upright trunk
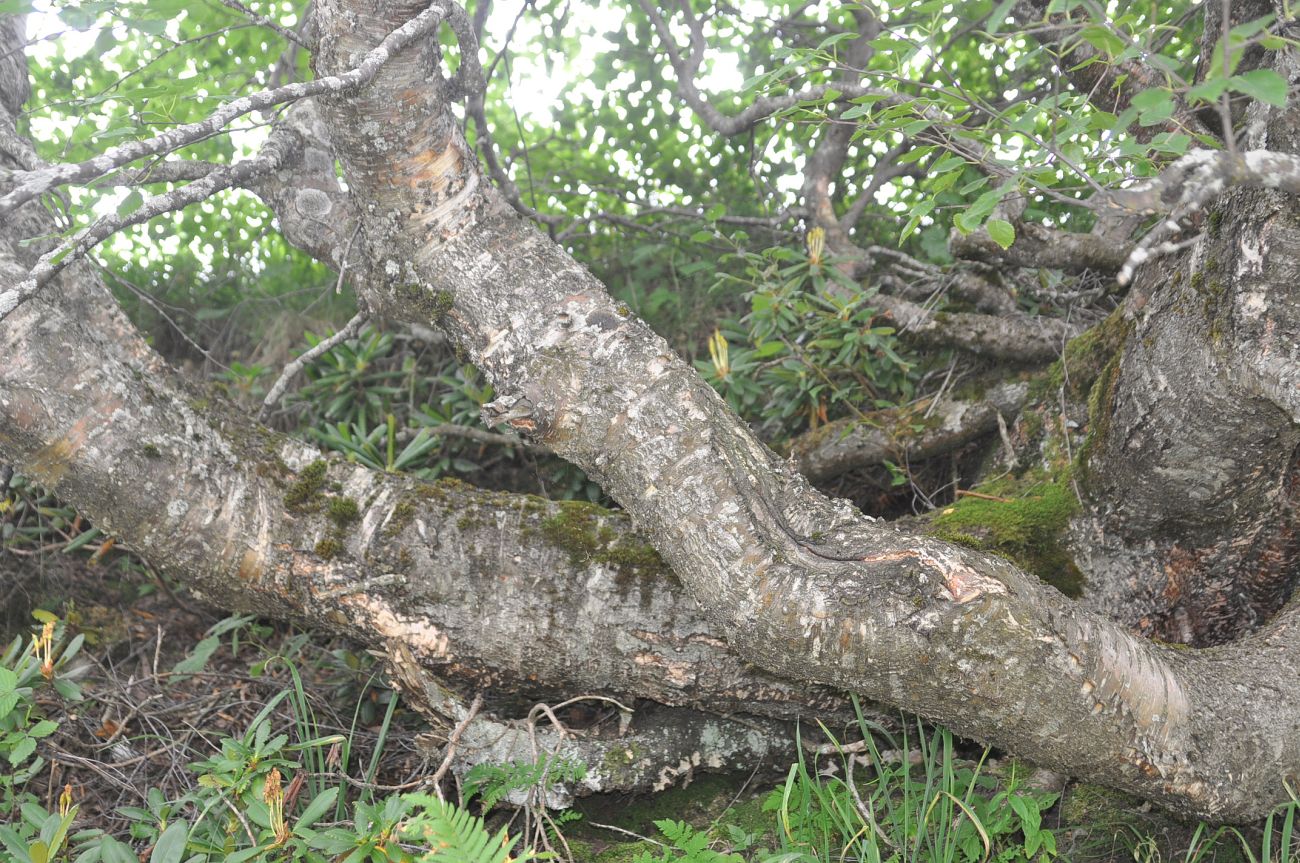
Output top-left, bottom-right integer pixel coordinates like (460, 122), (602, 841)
(1070, 1), (1300, 645)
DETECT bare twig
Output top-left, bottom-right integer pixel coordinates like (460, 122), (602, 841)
(1, 140), (293, 320)
(430, 693), (484, 799)
(217, 0), (310, 47)
(258, 311), (369, 422)
(635, 0), (894, 136)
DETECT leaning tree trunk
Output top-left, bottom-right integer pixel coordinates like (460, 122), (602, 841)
(301, 0), (1300, 819)
(3, 0), (1300, 820)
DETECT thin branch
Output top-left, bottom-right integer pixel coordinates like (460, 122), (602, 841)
(216, 0), (310, 47)
(91, 260), (230, 372)
(420, 423), (550, 454)
(1, 140), (294, 320)
(258, 312), (369, 422)
(0, 2), (450, 218)
(634, 0), (896, 136)
(429, 692), (484, 797)
(454, 0), (565, 227)
(92, 159), (226, 186)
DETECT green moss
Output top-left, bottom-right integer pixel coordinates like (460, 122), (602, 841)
(539, 500), (664, 576)
(1058, 308), (1130, 400)
(141, 443), (161, 459)
(384, 498), (418, 537)
(1026, 308), (1130, 407)
(327, 496), (360, 527)
(1076, 351), (1123, 478)
(314, 537), (343, 560)
(433, 289), (454, 317)
(601, 740), (645, 775)
(397, 284), (457, 324)
(285, 460), (328, 512)
(1055, 782), (1230, 862)
(930, 474), (1083, 595)
(1020, 408), (1044, 441)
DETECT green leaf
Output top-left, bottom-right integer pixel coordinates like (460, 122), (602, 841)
(986, 219), (1016, 250)
(62, 526), (102, 553)
(9, 734), (37, 766)
(1077, 24), (1125, 57)
(1186, 78), (1230, 105)
(0, 666), (18, 717)
(1230, 70), (1289, 107)
(28, 719), (58, 738)
(296, 787), (340, 829)
(170, 635), (219, 678)
(222, 844), (271, 863)
(1131, 88), (1173, 111)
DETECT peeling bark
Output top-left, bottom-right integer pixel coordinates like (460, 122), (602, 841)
(4, 0), (1300, 822)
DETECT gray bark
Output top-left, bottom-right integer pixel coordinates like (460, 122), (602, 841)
(3, 0), (1300, 822)
(299, 0), (1300, 819)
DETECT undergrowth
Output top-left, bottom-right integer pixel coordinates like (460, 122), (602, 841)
(1, 615), (1296, 862)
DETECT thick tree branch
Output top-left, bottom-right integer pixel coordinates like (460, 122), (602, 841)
(950, 219), (1133, 273)
(0, 226), (845, 726)
(790, 382), (1028, 483)
(873, 292), (1082, 362)
(1116, 149), (1300, 283)
(302, 0), (1300, 819)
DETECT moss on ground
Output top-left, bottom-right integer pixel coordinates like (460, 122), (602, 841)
(571, 773), (768, 842)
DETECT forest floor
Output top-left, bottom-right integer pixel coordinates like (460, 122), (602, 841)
(0, 548), (1261, 863)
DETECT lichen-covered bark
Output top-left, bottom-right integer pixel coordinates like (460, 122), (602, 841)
(295, 0), (1300, 820)
(1070, 18), (1300, 646)
(6, 0), (1300, 821)
(0, 231), (842, 721)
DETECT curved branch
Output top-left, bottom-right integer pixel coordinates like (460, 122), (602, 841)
(0, 236), (844, 722)
(1116, 149), (1300, 283)
(790, 382), (1028, 483)
(306, 1), (1300, 818)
